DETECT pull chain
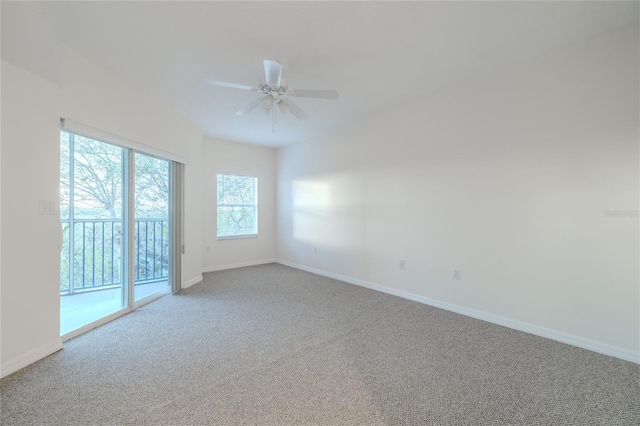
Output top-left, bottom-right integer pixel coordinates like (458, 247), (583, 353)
(271, 101), (278, 132)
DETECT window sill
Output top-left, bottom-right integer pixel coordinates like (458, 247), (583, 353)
(217, 234), (258, 241)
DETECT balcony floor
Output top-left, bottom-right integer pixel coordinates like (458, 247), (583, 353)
(60, 281), (169, 335)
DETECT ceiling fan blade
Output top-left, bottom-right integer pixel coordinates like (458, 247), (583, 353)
(205, 79), (257, 91)
(235, 98), (264, 116)
(278, 100), (289, 115)
(282, 99), (309, 120)
(264, 60), (282, 87)
(289, 88), (340, 99)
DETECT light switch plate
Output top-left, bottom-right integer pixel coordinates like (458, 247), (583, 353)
(38, 200), (55, 215)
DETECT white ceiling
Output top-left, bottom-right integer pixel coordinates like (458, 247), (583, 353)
(2, 1), (638, 147)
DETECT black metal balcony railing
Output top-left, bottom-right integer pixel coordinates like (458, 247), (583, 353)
(60, 218), (169, 295)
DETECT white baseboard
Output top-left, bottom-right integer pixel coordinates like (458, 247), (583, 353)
(276, 259), (639, 365)
(1, 338), (64, 378)
(182, 274), (203, 289)
(202, 258), (277, 273)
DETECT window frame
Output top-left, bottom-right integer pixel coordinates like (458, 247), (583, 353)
(216, 174), (258, 240)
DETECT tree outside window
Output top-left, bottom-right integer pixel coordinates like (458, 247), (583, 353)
(217, 174), (258, 238)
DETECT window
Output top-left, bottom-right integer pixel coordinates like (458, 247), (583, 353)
(217, 174), (258, 239)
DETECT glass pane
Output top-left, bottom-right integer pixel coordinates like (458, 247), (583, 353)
(72, 221), (122, 290)
(217, 174), (256, 204)
(217, 206), (256, 236)
(60, 133), (126, 335)
(60, 131), (71, 293)
(73, 135), (123, 220)
(60, 223), (70, 294)
(60, 131), (70, 221)
(134, 153), (171, 301)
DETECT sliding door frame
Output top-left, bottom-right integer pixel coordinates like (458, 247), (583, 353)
(170, 161), (183, 294)
(60, 119), (184, 341)
(125, 148), (134, 309)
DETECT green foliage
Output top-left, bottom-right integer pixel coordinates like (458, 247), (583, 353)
(60, 131), (171, 293)
(134, 220), (170, 282)
(135, 153), (170, 218)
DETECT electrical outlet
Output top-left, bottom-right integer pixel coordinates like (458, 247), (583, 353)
(454, 269), (461, 280)
(399, 260), (405, 269)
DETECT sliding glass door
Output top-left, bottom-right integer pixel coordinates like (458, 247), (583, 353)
(60, 131), (173, 336)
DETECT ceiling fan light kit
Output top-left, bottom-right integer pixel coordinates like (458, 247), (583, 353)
(206, 59), (339, 132)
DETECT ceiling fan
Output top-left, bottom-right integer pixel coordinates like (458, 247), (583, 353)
(205, 60), (339, 131)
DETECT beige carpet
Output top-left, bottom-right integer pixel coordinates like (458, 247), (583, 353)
(1, 263), (638, 425)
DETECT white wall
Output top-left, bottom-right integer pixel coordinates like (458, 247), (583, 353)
(276, 25), (639, 362)
(202, 137), (276, 270)
(1, 61), (63, 375)
(1, 48), (203, 377)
